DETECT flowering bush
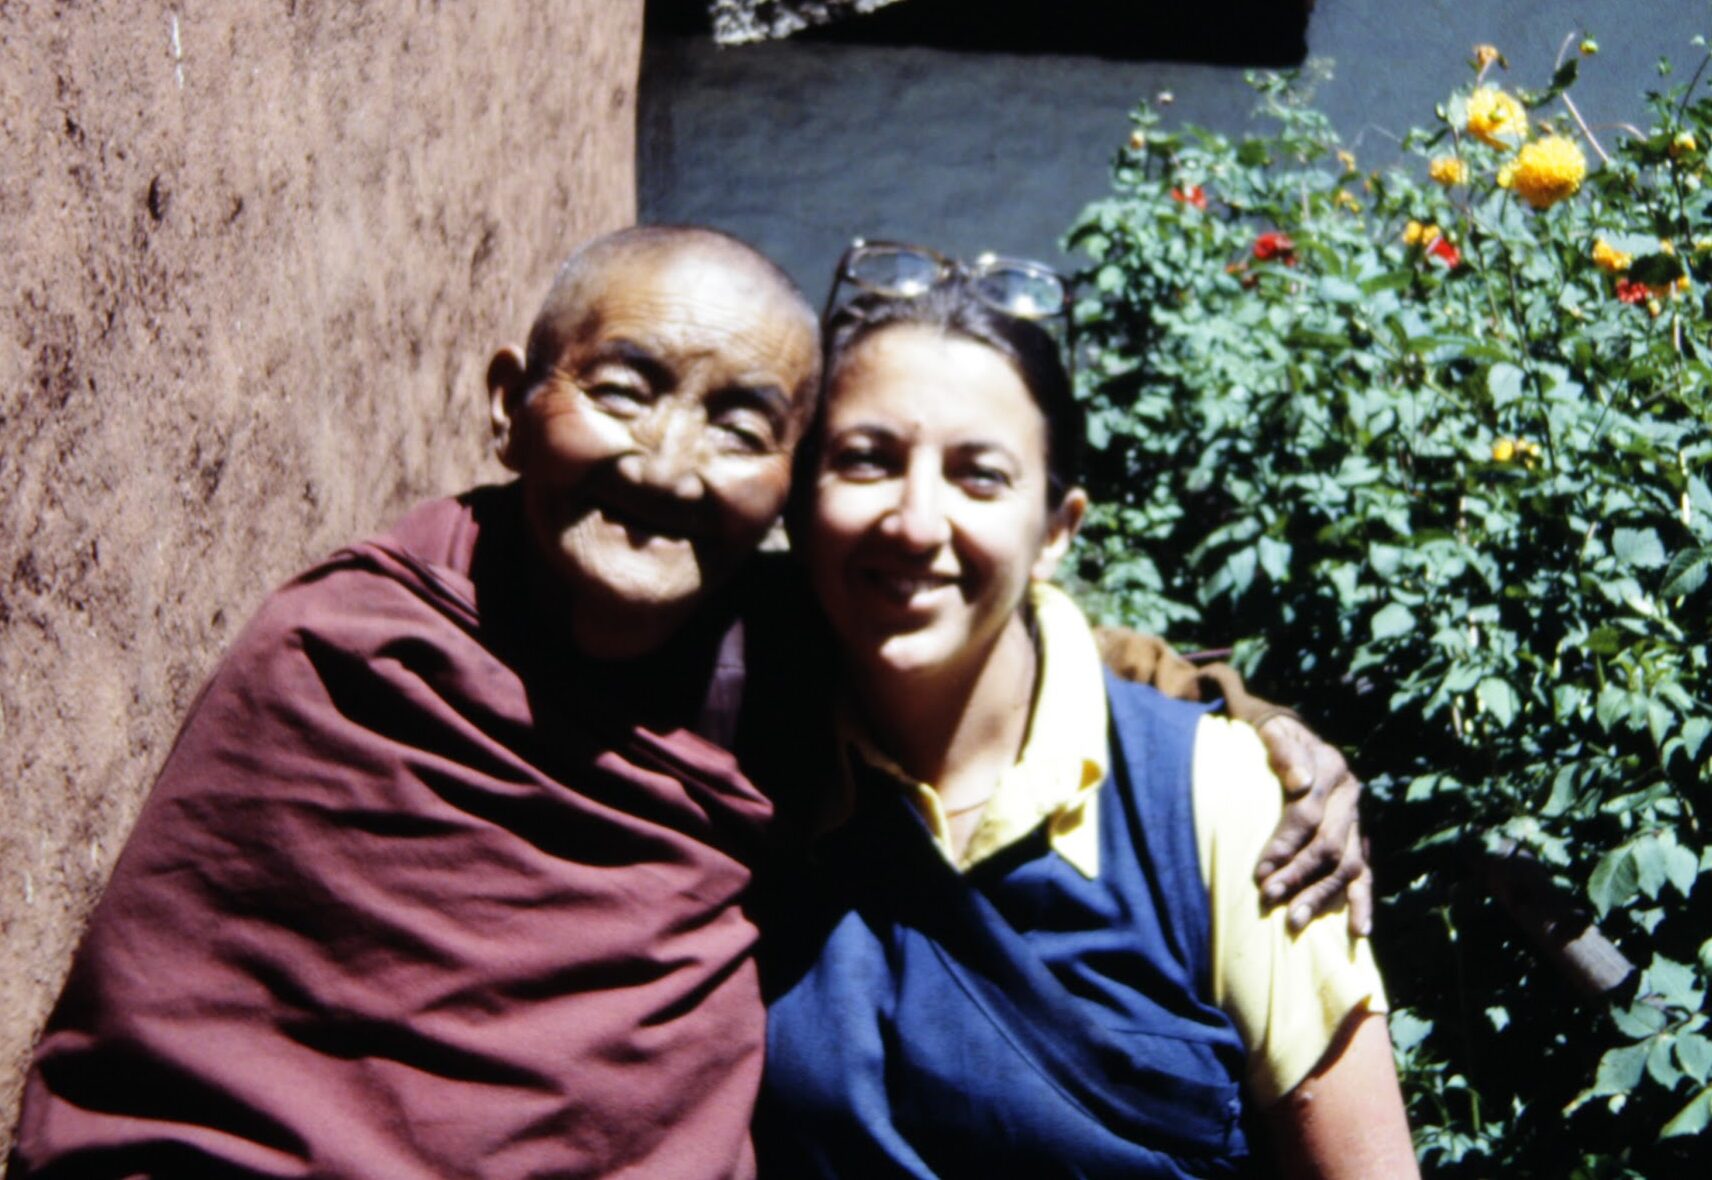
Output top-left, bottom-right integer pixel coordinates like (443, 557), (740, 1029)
(1068, 36), (1712, 1177)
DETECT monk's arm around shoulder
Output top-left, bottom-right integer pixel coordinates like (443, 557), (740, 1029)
(1193, 715), (1417, 1179)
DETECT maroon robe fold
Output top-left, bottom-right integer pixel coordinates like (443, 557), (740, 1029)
(14, 486), (783, 1179)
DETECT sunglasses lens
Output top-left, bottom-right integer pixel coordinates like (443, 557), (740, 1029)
(973, 265), (1066, 319)
(847, 246), (943, 297)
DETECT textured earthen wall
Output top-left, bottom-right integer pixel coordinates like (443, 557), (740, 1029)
(0, 0), (642, 1150)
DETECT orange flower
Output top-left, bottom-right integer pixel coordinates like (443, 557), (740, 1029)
(1591, 239), (1631, 274)
(1509, 135), (1587, 210)
(1615, 277), (1650, 304)
(1428, 235), (1462, 268)
(1171, 185), (1208, 210)
(1429, 156), (1469, 186)
(1466, 86), (1528, 149)
(1252, 231), (1297, 264)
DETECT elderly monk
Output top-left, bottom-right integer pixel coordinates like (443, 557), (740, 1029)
(12, 226), (1366, 1179)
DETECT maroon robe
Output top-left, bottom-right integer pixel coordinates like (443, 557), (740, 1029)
(13, 486), (792, 1179)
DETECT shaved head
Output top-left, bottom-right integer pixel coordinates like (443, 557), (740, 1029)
(486, 225), (824, 657)
(523, 226), (821, 403)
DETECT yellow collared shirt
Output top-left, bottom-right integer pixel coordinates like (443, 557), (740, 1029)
(841, 582), (1387, 1105)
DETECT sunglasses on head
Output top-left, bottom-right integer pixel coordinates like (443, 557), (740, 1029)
(822, 239), (1074, 330)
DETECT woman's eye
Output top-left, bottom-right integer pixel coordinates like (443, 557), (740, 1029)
(959, 466), (1013, 497)
(828, 446), (890, 479)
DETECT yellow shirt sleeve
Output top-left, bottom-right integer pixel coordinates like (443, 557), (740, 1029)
(1191, 714), (1388, 1106)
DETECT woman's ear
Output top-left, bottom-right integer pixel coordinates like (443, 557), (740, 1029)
(486, 345), (528, 469)
(1033, 487), (1088, 581)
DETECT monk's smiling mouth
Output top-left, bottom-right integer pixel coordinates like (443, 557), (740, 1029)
(588, 499), (704, 546)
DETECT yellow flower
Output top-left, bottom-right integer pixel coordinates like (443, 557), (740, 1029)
(1474, 44), (1502, 71)
(1127, 129), (1147, 152)
(1429, 156), (1469, 186)
(1676, 274), (1693, 295)
(1671, 131), (1698, 157)
(1496, 160), (1517, 189)
(1466, 86), (1528, 149)
(1660, 239), (1677, 256)
(1334, 188), (1362, 212)
(1336, 149), (1357, 173)
(1579, 37), (1599, 56)
(1402, 220), (1442, 247)
(1509, 135), (1587, 210)
(1591, 239), (1631, 274)
(1494, 438), (1541, 465)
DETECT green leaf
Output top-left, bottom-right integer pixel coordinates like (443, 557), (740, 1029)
(1634, 835), (1670, 899)
(1596, 684), (1635, 732)
(1613, 1000), (1669, 1038)
(1588, 1041), (1651, 1098)
(1613, 528), (1668, 569)
(1649, 1034), (1685, 1088)
(1661, 1086), (1712, 1139)
(1684, 717), (1711, 761)
(1317, 276), (1362, 304)
(1661, 546), (1711, 597)
(1389, 1009), (1433, 1051)
(1644, 955), (1704, 1010)
(1589, 847), (1639, 917)
(1665, 842), (1699, 898)
(1487, 362), (1526, 407)
(1370, 602), (1415, 641)
(1677, 1034), (1712, 1084)
(1476, 678), (1519, 728)
(1257, 536), (1292, 581)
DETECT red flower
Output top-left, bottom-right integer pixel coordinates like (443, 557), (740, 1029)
(1615, 277), (1649, 304)
(1427, 235), (1461, 268)
(1170, 185), (1208, 210)
(1252, 231), (1296, 263)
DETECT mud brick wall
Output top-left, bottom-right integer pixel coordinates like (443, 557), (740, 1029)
(0, 1), (643, 1149)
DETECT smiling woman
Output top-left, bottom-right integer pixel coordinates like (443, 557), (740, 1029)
(758, 270), (1417, 1178)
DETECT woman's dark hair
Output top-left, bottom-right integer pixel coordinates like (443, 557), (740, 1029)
(807, 284), (1085, 508)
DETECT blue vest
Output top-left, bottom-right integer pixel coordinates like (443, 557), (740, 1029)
(756, 676), (1259, 1178)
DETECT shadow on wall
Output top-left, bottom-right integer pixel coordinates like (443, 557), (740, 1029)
(0, 1), (642, 1154)
(649, 0), (1313, 64)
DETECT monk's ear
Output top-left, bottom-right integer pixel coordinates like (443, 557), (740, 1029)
(1032, 486), (1088, 581)
(486, 345), (528, 469)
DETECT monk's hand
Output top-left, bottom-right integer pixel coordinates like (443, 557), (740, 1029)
(1252, 714), (1373, 938)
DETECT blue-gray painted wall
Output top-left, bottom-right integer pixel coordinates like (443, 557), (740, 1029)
(640, 0), (1710, 296)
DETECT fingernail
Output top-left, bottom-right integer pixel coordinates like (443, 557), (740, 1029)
(1256, 862), (1276, 880)
(1264, 881), (1285, 902)
(1291, 905), (1311, 930)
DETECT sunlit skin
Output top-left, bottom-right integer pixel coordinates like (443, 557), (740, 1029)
(488, 237), (819, 660)
(801, 323), (1085, 825)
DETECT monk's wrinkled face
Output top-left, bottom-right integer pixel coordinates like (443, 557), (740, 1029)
(491, 247), (819, 659)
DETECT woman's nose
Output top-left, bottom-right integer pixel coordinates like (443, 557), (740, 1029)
(884, 465), (951, 551)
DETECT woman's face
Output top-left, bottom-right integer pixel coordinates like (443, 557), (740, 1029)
(804, 323), (1084, 684)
